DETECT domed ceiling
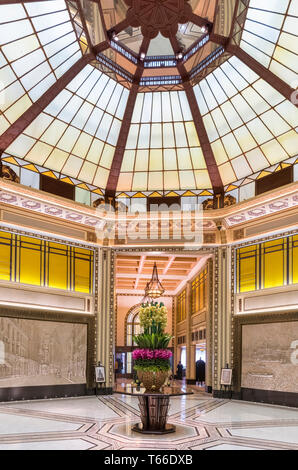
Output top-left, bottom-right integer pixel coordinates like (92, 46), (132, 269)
(0, 0), (297, 201)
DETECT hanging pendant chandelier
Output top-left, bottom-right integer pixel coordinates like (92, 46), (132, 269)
(145, 262), (165, 299)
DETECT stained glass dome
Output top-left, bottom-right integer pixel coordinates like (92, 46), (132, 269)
(0, 0), (297, 203)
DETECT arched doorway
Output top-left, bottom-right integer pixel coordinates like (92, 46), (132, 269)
(126, 304), (143, 347)
(115, 304), (143, 378)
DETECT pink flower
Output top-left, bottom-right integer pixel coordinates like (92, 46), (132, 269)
(132, 349), (172, 361)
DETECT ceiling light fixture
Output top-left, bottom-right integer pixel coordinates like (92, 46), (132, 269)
(201, 25), (208, 34)
(145, 262), (165, 299)
(111, 30), (119, 42)
(140, 52), (146, 60)
(176, 52), (183, 61)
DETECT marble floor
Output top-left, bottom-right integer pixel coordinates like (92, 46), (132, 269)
(0, 393), (298, 450)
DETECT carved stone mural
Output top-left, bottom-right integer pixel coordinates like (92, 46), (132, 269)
(241, 322), (298, 394)
(0, 318), (87, 388)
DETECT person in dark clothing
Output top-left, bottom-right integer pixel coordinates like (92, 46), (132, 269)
(196, 358), (205, 385)
(176, 361), (183, 380)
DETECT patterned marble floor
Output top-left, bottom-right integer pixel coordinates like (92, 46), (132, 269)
(0, 393), (298, 450)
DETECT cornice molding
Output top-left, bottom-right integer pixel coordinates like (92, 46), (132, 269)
(0, 180), (297, 243)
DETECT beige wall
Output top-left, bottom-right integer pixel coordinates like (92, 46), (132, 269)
(116, 295), (173, 347)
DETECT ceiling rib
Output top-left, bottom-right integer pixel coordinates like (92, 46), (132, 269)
(209, 33), (229, 47)
(0, 54), (96, 153)
(227, 44), (297, 105)
(93, 18), (132, 55)
(92, 39), (112, 55)
(105, 37), (151, 197)
(170, 36), (224, 200)
(108, 18), (131, 36)
(188, 12), (213, 30)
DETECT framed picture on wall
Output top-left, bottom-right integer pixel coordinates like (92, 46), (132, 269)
(220, 368), (233, 386)
(95, 365), (106, 383)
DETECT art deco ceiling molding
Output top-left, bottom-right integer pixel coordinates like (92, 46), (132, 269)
(0, 180), (297, 234)
(124, 0), (192, 38)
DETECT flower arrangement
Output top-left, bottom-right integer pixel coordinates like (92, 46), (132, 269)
(132, 301), (172, 375)
(139, 302), (167, 334)
(133, 348), (173, 372)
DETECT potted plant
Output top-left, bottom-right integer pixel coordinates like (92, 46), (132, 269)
(132, 301), (172, 393)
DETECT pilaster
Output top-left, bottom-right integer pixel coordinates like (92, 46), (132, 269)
(186, 281), (195, 381)
(97, 248), (115, 393)
(205, 257), (214, 392)
(173, 295), (178, 373)
(212, 246), (232, 394)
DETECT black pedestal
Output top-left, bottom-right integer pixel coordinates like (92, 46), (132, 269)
(132, 394), (174, 435)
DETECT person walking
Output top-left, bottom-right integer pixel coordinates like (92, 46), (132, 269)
(176, 361), (183, 380)
(196, 357), (205, 386)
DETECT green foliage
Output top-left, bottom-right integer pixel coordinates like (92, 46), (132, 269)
(133, 333), (172, 349)
(134, 358), (171, 372)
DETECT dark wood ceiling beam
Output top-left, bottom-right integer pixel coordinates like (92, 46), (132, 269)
(107, 18), (131, 36)
(105, 38), (151, 197)
(170, 37), (224, 197)
(227, 44), (296, 103)
(93, 18), (131, 55)
(209, 33), (229, 47)
(0, 53), (95, 152)
(188, 12), (213, 30)
(92, 39), (111, 55)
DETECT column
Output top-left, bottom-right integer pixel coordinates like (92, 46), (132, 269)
(205, 258), (214, 393)
(186, 281), (196, 383)
(96, 248), (115, 393)
(212, 246), (233, 396)
(173, 296), (178, 375)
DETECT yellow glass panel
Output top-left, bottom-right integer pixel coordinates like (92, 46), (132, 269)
(262, 239), (285, 289)
(48, 242), (68, 290)
(19, 236), (42, 286)
(238, 245), (258, 293)
(73, 247), (93, 293)
(199, 281), (204, 310)
(0, 232), (12, 281)
(291, 235), (298, 284)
